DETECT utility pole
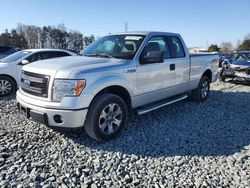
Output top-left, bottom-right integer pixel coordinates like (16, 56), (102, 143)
(125, 22), (128, 32)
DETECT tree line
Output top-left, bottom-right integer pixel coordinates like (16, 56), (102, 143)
(0, 23), (95, 52)
(208, 34), (250, 53)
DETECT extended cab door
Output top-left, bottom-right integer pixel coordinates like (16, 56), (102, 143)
(136, 36), (176, 106)
(166, 36), (190, 92)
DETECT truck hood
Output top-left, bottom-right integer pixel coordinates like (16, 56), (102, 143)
(22, 56), (126, 78)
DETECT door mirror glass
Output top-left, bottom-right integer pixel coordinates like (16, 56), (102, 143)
(21, 59), (30, 65)
(142, 51), (164, 64)
(140, 37), (170, 64)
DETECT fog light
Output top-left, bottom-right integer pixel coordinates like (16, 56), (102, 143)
(54, 115), (63, 124)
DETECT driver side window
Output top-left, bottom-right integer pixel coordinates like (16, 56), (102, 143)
(142, 36), (170, 59)
(26, 53), (40, 63)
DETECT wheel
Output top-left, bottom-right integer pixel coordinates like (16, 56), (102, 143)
(0, 76), (16, 97)
(191, 76), (210, 102)
(84, 93), (128, 142)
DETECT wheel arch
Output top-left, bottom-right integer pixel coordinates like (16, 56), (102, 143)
(202, 69), (212, 82)
(92, 85), (132, 112)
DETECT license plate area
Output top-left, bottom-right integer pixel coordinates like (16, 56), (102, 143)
(30, 110), (48, 125)
(17, 103), (48, 125)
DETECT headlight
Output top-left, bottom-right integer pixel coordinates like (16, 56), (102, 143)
(52, 79), (86, 102)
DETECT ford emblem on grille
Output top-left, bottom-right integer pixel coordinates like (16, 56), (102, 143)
(23, 79), (31, 87)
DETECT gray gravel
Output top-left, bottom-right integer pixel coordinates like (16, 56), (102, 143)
(1, 80), (250, 187)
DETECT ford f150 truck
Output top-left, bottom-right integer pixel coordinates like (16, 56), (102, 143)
(16, 32), (219, 141)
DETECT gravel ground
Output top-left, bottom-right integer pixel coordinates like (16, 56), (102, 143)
(0, 80), (250, 188)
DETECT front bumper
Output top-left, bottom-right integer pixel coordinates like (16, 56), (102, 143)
(17, 93), (88, 128)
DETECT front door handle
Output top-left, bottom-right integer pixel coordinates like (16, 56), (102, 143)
(170, 64), (175, 71)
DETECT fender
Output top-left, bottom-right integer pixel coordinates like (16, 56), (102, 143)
(83, 73), (135, 102)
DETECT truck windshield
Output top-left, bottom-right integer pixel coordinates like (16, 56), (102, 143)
(82, 35), (145, 59)
(1, 51), (30, 63)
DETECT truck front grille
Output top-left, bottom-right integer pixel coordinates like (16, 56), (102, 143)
(21, 71), (50, 98)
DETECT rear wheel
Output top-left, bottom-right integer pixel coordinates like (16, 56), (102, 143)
(191, 76), (210, 102)
(0, 76), (16, 97)
(84, 93), (128, 142)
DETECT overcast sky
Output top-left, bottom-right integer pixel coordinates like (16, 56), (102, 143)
(1, 0), (249, 47)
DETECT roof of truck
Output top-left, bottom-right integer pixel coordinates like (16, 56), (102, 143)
(112, 31), (180, 36)
(23, 49), (72, 53)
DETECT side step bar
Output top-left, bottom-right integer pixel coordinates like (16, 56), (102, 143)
(137, 94), (188, 115)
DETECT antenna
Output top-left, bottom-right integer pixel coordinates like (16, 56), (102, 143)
(125, 22), (128, 32)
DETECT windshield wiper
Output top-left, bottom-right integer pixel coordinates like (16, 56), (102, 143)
(84, 53), (114, 59)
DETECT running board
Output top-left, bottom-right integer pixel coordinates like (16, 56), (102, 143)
(137, 94), (188, 115)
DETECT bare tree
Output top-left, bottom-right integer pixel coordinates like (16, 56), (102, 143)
(68, 31), (84, 52)
(220, 42), (234, 53)
(83, 35), (95, 48)
(2, 23), (88, 50)
(245, 33), (250, 40)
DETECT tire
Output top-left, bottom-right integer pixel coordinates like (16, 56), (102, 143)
(191, 76), (210, 102)
(84, 93), (128, 142)
(0, 75), (16, 97)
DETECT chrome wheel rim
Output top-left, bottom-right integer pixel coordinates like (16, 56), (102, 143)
(0, 79), (12, 95)
(201, 81), (209, 99)
(99, 103), (122, 135)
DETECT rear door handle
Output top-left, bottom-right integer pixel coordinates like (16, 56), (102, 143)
(170, 64), (175, 71)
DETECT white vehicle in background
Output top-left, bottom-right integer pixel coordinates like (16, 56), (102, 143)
(0, 49), (77, 97)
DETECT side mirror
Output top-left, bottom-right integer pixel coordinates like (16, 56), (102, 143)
(142, 51), (164, 64)
(21, 60), (30, 65)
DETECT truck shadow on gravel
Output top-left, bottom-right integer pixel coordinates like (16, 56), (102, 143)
(62, 90), (250, 158)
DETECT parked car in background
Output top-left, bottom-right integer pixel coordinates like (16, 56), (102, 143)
(17, 31), (219, 141)
(0, 49), (77, 97)
(220, 51), (250, 81)
(0, 45), (19, 59)
(219, 53), (232, 67)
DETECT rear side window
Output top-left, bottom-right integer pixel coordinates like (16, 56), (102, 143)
(51, 51), (71, 58)
(167, 36), (185, 58)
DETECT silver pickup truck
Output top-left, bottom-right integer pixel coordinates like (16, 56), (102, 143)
(17, 32), (219, 141)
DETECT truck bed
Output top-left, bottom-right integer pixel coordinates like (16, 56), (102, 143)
(189, 52), (219, 84)
(189, 52), (219, 57)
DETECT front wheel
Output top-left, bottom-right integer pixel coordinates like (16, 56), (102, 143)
(191, 76), (210, 102)
(0, 76), (16, 97)
(84, 93), (128, 142)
